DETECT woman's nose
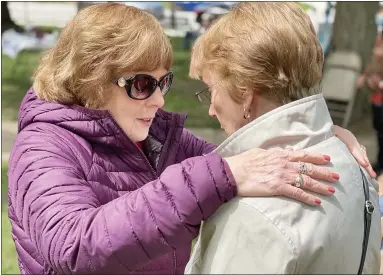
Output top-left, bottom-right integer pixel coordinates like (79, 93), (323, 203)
(149, 87), (165, 108)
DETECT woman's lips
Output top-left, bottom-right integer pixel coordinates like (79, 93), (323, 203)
(137, 118), (153, 126)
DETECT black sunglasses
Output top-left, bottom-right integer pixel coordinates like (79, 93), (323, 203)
(115, 71), (173, 100)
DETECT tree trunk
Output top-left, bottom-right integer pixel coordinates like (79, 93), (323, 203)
(171, 2), (176, 29)
(332, 2), (379, 68)
(1, 1), (22, 33)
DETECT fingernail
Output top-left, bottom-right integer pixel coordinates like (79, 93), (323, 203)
(328, 187), (336, 193)
(315, 198), (322, 205)
(332, 173), (340, 180)
(323, 155), (331, 161)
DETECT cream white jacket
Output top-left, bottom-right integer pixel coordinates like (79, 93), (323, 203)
(185, 94), (381, 274)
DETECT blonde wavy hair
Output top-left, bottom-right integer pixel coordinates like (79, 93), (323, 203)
(33, 3), (173, 108)
(190, 2), (324, 104)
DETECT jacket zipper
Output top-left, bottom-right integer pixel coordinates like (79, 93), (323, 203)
(173, 250), (177, 274)
(108, 113), (178, 274)
(156, 116), (177, 177)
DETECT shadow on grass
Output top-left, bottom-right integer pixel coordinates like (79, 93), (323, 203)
(1, 163), (19, 274)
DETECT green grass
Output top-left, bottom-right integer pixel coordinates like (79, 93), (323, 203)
(167, 37), (220, 128)
(1, 163), (19, 275)
(1, 37), (219, 128)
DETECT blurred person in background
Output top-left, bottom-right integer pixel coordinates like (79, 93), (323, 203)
(184, 4), (229, 50)
(186, 2), (380, 274)
(357, 8), (383, 177)
(7, 3), (374, 275)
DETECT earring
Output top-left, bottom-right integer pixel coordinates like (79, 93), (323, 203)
(243, 106), (251, 119)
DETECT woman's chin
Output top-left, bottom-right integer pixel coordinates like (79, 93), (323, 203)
(130, 130), (149, 143)
(220, 125), (231, 136)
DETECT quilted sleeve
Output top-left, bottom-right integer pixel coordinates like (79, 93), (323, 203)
(180, 128), (217, 157)
(8, 124), (236, 274)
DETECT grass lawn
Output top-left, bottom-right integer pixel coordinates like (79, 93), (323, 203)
(1, 37), (219, 128)
(1, 163), (19, 274)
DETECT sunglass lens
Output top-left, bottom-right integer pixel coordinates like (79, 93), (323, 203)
(160, 73), (173, 95)
(132, 75), (157, 99)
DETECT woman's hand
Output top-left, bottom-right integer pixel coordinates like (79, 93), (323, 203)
(224, 148), (338, 206)
(332, 125), (376, 178)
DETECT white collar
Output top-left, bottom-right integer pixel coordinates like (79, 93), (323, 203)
(214, 94), (334, 157)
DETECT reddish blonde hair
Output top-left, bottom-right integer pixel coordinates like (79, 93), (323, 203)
(33, 3), (173, 108)
(190, 2), (324, 104)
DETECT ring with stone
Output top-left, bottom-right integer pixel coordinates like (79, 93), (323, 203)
(298, 161), (308, 175)
(294, 174), (304, 188)
(360, 145), (367, 152)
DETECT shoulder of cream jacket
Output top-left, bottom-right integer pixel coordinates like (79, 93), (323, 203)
(185, 94), (381, 274)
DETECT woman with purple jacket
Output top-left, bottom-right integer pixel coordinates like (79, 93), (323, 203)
(7, 3), (374, 274)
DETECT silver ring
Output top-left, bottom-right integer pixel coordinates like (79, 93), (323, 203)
(294, 174), (304, 188)
(360, 145), (367, 152)
(298, 161), (308, 175)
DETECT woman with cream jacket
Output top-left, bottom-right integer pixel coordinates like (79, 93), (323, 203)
(185, 2), (381, 274)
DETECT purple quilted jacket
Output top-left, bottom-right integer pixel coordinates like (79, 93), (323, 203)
(8, 89), (236, 274)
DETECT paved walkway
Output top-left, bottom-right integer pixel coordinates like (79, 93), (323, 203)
(2, 118), (378, 165)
